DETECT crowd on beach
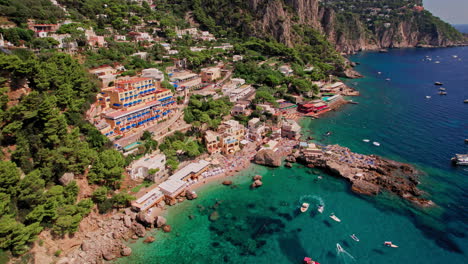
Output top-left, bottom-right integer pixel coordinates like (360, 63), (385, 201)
(324, 145), (377, 167)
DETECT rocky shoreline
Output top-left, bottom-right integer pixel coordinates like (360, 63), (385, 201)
(55, 209), (170, 264)
(285, 144), (434, 207)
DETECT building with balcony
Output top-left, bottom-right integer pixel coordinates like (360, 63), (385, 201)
(281, 119), (301, 140)
(204, 120), (246, 155)
(200, 67), (222, 83)
(99, 76), (175, 137)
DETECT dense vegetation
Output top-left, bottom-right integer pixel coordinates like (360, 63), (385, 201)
(158, 131), (205, 171)
(184, 95), (233, 129)
(0, 0), (65, 24)
(0, 52), (127, 255)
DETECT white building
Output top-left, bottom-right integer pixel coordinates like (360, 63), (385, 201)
(142, 68), (165, 82)
(127, 153), (167, 182)
(131, 187), (165, 211)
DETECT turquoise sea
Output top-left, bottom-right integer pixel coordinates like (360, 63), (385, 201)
(119, 47), (468, 264)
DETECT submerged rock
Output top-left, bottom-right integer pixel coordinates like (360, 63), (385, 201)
(186, 190), (198, 200)
(143, 236), (155, 244)
(251, 180), (263, 188)
(209, 211), (220, 221)
(222, 180), (233, 185)
(162, 225), (172, 233)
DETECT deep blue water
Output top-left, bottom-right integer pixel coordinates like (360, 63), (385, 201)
(454, 24), (468, 33)
(119, 47), (468, 264)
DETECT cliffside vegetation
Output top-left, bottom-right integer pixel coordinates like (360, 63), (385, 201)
(0, 51), (130, 255)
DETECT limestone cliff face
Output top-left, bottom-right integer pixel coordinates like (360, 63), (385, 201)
(243, 0), (463, 54)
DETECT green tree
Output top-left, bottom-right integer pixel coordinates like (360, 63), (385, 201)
(0, 161), (20, 196)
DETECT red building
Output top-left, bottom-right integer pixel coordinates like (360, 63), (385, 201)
(298, 101), (329, 113)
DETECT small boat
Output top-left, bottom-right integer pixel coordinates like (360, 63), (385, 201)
(317, 205), (324, 213)
(435, 61), (441, 64)
(336, 243), (345, 252)
(465, 139), (468, 143)
(324, 131), (332, 136)
(350, 234), (360, 242)
(373, 142), (381, 147)
(363, 139), (370, 143)
(464, 99), (468, 103)
(425, 96), (431, 99)
(377, 72), (382, 75)
(303, 257), (320, 264)
(453, 55), (458, 58)
(317, 176), (323, 180)
(385, 78), (391, 81)
(348, 100), (359, 105)
(330, 213), (341, 222)
(384, 241), (399, 248)
(434, 82), (443, 86)
(300, 203), (310, 213)
(451, 154), (468, 166)
(379, 49), (388, 53)
(438, 91), (447, 95)
(438, 87), (446, 91)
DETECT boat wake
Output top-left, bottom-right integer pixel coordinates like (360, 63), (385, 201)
(336, 243), (356, 262)
(299, 195), (325, 208)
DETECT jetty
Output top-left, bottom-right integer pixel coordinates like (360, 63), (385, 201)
(290, 144), (434, 207)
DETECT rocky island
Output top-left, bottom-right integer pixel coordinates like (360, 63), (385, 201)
(288, 144), (434, 207)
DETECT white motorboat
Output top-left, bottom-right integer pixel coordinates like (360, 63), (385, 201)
(351, 234), (360, 242)
(373, 142), (381, 147)
(363, 139), (370, 142)
(337, 243), (344, 252)
(300, 203), (310, 213)
(330, 213), (341, 222)
(425, 96), (431, 99)
(317, 205), (324, 213)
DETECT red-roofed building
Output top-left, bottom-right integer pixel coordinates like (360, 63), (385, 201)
(298, 101), (329, 113)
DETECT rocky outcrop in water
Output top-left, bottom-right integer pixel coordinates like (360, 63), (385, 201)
(253, 149), (282, 167)
(296, 144), (434, 207)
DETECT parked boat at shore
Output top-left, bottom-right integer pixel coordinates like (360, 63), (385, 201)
(303, 257), (320, 264)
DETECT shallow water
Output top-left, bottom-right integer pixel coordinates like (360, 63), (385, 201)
(119, 47), (468, 264)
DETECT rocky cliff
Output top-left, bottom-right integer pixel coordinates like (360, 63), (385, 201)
(189, 0), (465, 54)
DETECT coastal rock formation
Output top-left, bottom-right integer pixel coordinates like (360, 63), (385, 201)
(162, 225), (172, 233)
(155, 216), (167, 228)
(298, 144), (433, 207)
(137, 212), (155, 227)
(143, 236), (155, 244)
(186, 190), (198, 200)
(186, 0), (465, 54)
(222, 180), (233, 185)
(132, 223), (147, 237)
(251, 180), (263, 188)
(253, 149), (282, 167)
(285, 162), (292, 168)
(253, 175), (263, 181)
(121, 247), (132, 256)
(103, 251), (117, 261)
